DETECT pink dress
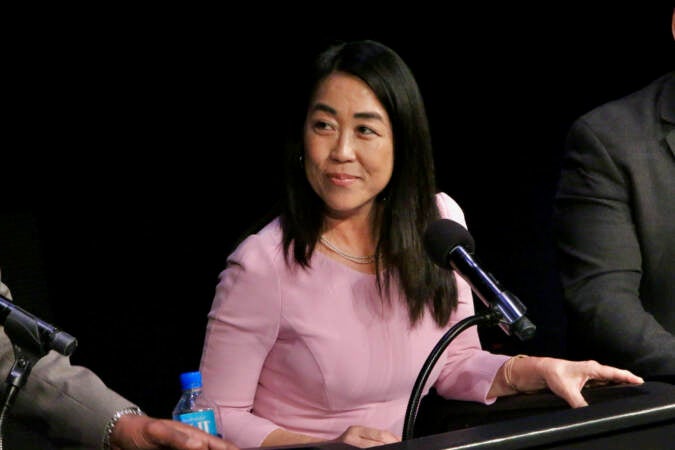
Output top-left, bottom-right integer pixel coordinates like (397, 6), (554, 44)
(199, 192), (509, 448)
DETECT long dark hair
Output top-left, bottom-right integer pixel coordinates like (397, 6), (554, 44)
(280, 40), (457, 327)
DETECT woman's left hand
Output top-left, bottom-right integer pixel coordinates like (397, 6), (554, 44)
(537, 358), (644, 407)
(500, 356), (644, 408)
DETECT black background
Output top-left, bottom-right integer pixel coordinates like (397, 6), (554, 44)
(2, 5), (674, 418)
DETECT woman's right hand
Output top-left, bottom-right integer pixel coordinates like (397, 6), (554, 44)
(333, 425), (401, 448)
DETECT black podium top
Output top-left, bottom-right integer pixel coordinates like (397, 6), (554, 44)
(248, 381), (675, 450)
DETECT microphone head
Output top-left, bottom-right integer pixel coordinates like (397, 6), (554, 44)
(423, 219), (476, 269)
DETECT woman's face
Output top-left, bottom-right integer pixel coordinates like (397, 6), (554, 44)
(303, 72), (394, 220)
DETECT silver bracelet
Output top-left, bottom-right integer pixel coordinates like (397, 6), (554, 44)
(101, 406), (145, 450)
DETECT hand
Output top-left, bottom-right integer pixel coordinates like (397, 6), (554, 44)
(333, 425), (401, 448)
(529, 357), (644, 408)
(110, 414), (239, 450)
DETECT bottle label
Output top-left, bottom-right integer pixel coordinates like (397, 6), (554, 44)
(176, 410), (218, 436)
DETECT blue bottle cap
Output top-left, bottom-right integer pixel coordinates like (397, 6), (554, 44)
(179, 371), (203, 390)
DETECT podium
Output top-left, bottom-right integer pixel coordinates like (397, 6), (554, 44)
(249, 381), (675, 449)
(402, 380), (675, 449)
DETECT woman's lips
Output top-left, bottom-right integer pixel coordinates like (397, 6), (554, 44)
(327, 173), (358, 187)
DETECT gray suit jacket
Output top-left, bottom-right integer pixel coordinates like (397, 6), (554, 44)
(553, 71), (675, 377)
(0, 275), (136, 449)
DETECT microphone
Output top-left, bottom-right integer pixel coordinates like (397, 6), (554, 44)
(0, 295), (77, 356)
(423, 218), (536, 341)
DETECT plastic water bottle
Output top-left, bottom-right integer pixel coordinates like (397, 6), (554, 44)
(172, 371), (219, 436)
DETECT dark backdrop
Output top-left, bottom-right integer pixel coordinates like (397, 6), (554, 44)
(2, 5), (674, 418)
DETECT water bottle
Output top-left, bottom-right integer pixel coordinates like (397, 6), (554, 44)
(172, 370), (219, 436)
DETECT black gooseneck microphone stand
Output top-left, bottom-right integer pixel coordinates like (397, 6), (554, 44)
(402, 301), (535, 440)
(0, 295), (77, 450)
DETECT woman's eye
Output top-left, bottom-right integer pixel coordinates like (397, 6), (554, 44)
(313, 120), (332, 131)
(357, 125), (376, 135)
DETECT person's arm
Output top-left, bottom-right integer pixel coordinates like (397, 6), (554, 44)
(553, 118), (675, 375)
(432, 193), (511, 403)
(0, 274), (133, 447)
(199, 234), (289, 448)
(0, 300), (134, 447)
(109, 414), (237, 450)
(2, 342), (238, 450)
(487, 354), (643, 408)
(431, 193), (643, 408)
(1, 276), (238, 450)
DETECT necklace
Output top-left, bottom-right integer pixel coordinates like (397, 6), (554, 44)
(319, 236), (375, 264)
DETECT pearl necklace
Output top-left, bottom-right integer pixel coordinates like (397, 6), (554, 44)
(319, 236), (375, 264)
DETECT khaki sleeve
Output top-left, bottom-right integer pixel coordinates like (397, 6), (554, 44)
(0, 270), (137, 448)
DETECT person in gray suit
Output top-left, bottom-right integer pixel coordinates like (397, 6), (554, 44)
(553, 8), (675, 379)
(0, 273), (237, 450)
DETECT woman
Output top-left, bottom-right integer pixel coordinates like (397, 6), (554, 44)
(198, 40), (643, 449)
